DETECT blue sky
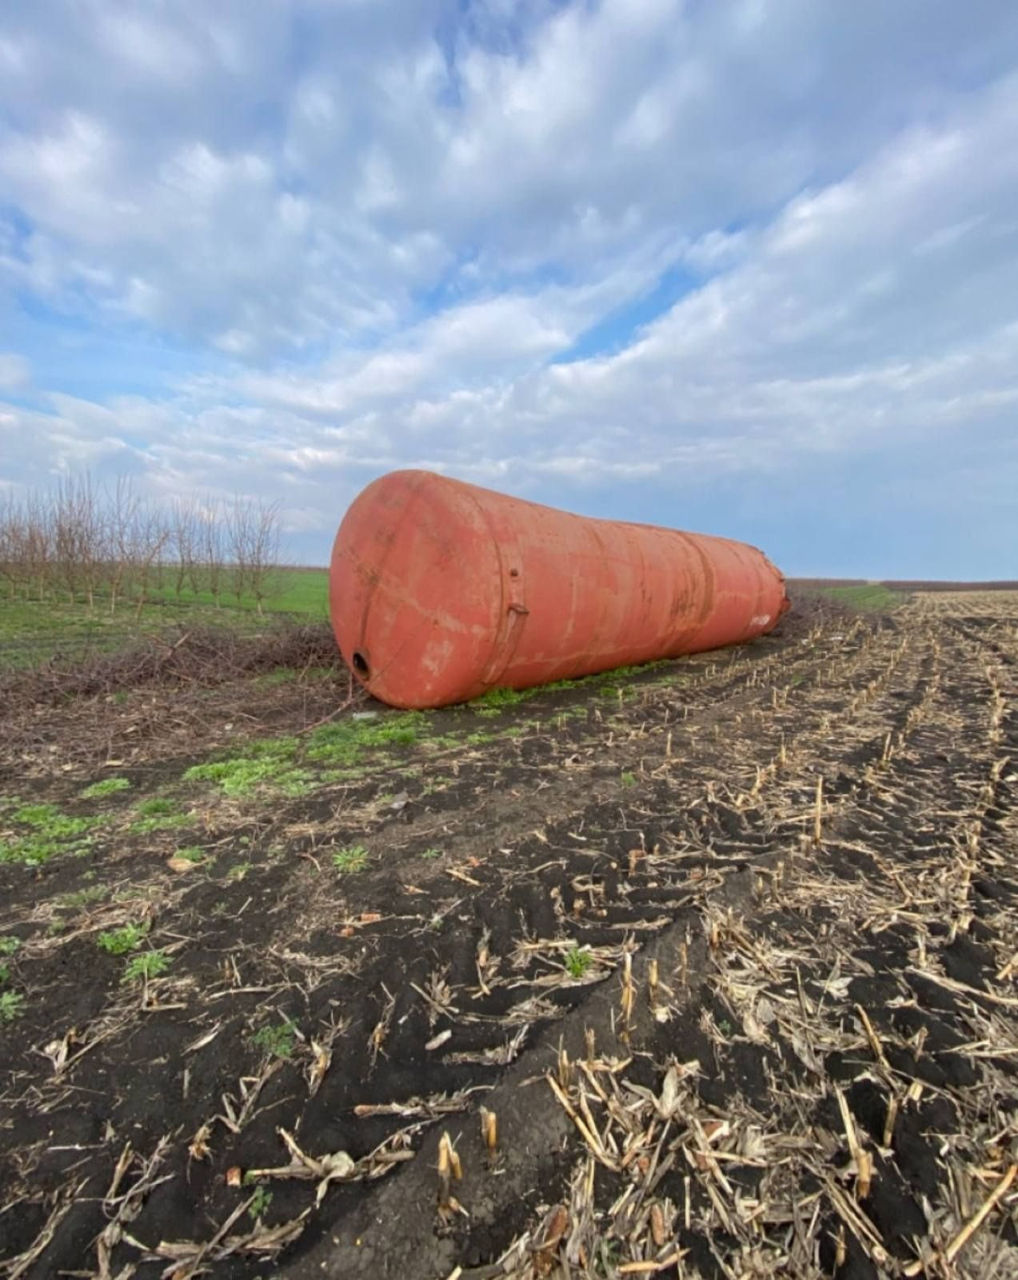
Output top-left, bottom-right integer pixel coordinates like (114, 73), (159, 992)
(1, 0), (1017, 576)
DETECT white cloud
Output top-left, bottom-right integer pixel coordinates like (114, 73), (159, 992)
(1, 2), (1017, 573)
(3, 0), (1017, 357)
(172, 69), (1015, 499)
(0, 353), (31, 389)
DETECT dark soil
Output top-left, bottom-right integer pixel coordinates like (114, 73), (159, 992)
(1, 591), (1017, 1279)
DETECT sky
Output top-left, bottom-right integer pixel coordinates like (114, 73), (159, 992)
(1, 0), (1017, 578)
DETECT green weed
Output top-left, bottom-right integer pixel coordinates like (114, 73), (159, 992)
(131, 797), (191, 833)
(540, 678), (574, 693)
(0, 804), (99, 866)
(133, 814), (190, 833)
(565, 946), (593, 979)
(183, 737), (310, 797)
(620, 771), (637, 788)
(14, 804), (58, 824)
(80, 777), (132, 800)
(175, 846), (206, 864)
(0, 835), (65, 866)
(97, 923), (149, 955)
(472, 685), (525, 716)
(318, 767), (369, 784)
(0, 938), (20, 985)
(0, 991), (25, 1022)
(13, 804), (96, 841)
(123, 950), (171, 982)
(332, 845), (368, 873)
(247, 1185), (273, 1222)
(249, 736), (299, 758)
(251, 1020), (296, 1060)
(57, 885), (109, 909)
(306, 712), (425, 767)
(136, 798), (178, 817)
(420, 847), (443, 859)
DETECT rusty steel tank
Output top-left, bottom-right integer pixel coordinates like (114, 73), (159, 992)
(329, 469), (789, 710)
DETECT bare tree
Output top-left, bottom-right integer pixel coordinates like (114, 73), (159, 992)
(199, 500), (227, 608)
(0, 477), (281, 614)
(224, 495), (281, 612)
(248, 499), (280, 615)
(227, 496), (252, 606)
(105, 478), (142, 614)
(0, 492), (21, 600)
(130, 503), (171, 618)
(170, 498), (201, 602)
(22, 491), (54, 601)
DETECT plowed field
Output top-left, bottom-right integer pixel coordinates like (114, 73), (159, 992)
(2, 591), (1017, 1279)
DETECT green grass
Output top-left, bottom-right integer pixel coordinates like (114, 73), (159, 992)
(131, 797), (192, 833)
(332, 844), (368, 873)
(810, 584), (907, 611)
(176, 661), (664, 813)
(468, 662), (671, 715)
(471, 686), (525, 715)
(135, 798), (178, 817)
(0, 568), (329, 670)
(13, 804), (95, 840)
(178, 710), (426, 799)
(80, 777), (132, 800)
(263, 568), (329, 615)
(183, 736), (312, 797)
(135, 567), (328, 616)
(0, 834), (68, 866)
(97, 923), (149, 955)
(307, 712), (425, 766)
(79, 773), (131, 793)
(253, 664), (334, 688)
(57, 885), (109, 910)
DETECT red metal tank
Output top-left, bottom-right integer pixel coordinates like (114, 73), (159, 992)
(329, 470), (789, 710)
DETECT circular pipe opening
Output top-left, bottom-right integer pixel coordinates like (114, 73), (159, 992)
(351, 651), (370, 679)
